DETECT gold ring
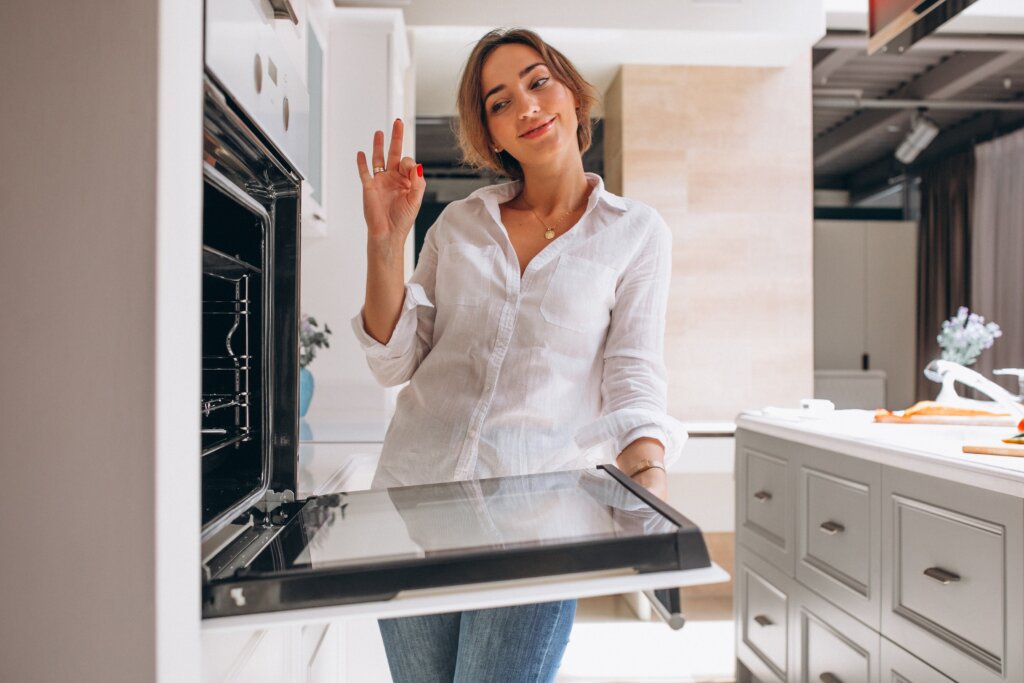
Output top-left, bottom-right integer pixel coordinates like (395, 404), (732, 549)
(373, 166), (386, 175)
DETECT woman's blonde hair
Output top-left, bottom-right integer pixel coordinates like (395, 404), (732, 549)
(455, 28), (598, 180)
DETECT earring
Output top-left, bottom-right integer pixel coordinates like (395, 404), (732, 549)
(493, 147), (501, 153)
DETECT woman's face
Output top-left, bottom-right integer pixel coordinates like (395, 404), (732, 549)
(480, 43), (580, 171)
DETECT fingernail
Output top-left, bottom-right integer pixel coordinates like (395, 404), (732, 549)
(416, 163), (423, 178)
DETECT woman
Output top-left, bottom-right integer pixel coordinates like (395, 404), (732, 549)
(351, 28), (685, 683)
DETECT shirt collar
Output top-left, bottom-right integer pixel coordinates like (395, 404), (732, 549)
(470, 172), (628, 219)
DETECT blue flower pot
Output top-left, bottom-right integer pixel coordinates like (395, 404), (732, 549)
(299, 367), (314, 417)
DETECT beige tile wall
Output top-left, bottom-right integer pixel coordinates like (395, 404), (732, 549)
(605, 60), (815, 421)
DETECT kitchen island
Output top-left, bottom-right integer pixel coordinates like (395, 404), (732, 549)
(734, 409), (1023, 683)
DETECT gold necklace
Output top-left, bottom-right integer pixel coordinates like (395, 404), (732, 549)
(522, 197), (585, 240)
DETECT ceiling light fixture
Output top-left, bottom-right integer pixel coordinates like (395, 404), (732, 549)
(895, 111), (939, 165)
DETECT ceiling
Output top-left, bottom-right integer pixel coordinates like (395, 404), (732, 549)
(812, 30), (1024, 197)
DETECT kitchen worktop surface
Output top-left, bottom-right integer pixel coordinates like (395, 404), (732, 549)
(299, 415), (736, 445)
(737, 409), (1024, 497)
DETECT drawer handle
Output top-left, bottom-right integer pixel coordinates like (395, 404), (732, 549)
(753, 614), (773, 627)
(819, 520), (845, 535)
(753, 490), (772, 502)
(923, 567), (961, 585)
(820, 674), (843, 683)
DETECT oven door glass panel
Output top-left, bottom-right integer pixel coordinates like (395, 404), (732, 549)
(203, 466), (711, 618)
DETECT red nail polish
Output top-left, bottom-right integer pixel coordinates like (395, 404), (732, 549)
(416, 163), (423, 178)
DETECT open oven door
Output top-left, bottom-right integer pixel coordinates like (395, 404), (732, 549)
(201, 464), (726, 629)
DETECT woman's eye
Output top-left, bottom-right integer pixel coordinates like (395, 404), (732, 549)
(490, 100), (508, 114)
(532, 77), (549, 89)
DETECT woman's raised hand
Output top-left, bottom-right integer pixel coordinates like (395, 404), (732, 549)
(356, 118), (425, 246)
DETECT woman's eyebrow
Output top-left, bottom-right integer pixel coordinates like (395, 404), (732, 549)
(483, 62), (546, 102)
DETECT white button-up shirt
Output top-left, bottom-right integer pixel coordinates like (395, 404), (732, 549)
(351, 173), (686, 489)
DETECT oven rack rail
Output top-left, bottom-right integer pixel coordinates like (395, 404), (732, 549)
(201, 425), (253, 458)
(203, 245), (261, 280)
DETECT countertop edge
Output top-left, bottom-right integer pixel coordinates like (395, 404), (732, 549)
(735, 412), (1024, 498)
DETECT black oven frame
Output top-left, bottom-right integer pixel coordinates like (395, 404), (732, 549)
(200, 76), (301, 541)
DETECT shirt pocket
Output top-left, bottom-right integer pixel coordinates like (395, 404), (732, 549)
(540, 254), (617, 333)
(436, 243), (498, 307)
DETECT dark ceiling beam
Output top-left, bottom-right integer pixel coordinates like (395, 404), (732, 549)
(815, 51), (1024, 169)
(845, 109), (1024, 200)
(909, 52), (1024, 99)
(817, 32), (1024, 52)
(812, 48), (861, 86)
(814, 109), (912, 169)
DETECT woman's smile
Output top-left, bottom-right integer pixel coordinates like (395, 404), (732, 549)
(519, 116), (557, 139)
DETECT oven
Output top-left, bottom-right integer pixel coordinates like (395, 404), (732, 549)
(199, 0), (715, 625)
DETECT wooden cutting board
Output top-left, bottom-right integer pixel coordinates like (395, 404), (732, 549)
(963, 443), (1024, 457)
(876, 415), (1016, 427)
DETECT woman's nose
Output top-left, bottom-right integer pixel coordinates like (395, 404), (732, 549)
(517, 95), (540, 118)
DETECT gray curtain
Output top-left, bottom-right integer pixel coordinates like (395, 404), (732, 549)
(972, 127), (1024, 395)
(916, 150), (974, 401)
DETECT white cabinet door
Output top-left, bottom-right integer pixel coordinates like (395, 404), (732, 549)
(813, 220), (917, 410)
(202, 628), (294, 683)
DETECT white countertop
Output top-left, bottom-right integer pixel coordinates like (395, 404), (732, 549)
(300, 416), (736, 445)
(736, 409), (1024, 497)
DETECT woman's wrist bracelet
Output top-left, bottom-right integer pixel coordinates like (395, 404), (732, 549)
(628, 458), (666, 478)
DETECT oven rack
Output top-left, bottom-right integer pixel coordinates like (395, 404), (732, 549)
(203, 245), (262, 280)
(201, 425), (252, 458)
(202, 391), (249, 416)
(201, 259), (254, 459)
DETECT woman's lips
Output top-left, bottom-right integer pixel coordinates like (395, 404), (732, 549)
(519, 117), (556, 139)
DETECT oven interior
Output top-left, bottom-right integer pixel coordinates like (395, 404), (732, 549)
(201, 78), (300, 540)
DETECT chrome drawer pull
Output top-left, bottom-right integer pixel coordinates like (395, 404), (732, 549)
(753, 490), (772, 502)
(923, 567), (961, 585)
(819, 521), (845, 535)
(753, 614), (773, 627)
(819, 673), (843, 683)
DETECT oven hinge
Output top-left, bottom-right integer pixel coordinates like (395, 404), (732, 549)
(255, 488), (295, 514)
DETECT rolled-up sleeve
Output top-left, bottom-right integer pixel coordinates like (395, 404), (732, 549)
(349, 225), (438, 387)
(573, 211), (687, 467)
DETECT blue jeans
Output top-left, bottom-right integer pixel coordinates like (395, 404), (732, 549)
(378, 599), (577, 682)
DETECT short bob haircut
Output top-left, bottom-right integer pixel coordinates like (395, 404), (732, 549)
(455, 28), (598, 181)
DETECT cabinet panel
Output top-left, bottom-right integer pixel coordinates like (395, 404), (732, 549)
(202, 628), (293, 683)
(797, 450), (881, 628)
(880, 637), (955, 683)
(882, 466), (1023, 683)
(302, 622), (337, 683)
(737, 431), (796, 573)
(736, 545), (790, 683)
(796, 585), (880, 683)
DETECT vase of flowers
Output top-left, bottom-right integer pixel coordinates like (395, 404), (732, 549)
(934, 306), (1001, 402)
(937, 306), (1001, 366)
(299, 314), (332, 417)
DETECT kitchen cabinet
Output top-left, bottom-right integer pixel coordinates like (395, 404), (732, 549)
(813, 220), (917, 410)
(734, 413), (1024, 683)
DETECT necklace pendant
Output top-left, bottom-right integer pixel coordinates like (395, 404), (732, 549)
(544, 228), (556, 240)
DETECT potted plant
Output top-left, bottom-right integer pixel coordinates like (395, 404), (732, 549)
(299, 314), (332, 417)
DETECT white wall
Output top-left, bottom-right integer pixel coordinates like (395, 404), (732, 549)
(0, 1), (202, 681)
(300, 9), (412, 432)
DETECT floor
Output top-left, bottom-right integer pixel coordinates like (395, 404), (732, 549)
(555, 593), (736, 683)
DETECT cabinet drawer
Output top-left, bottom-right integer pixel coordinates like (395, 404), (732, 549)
(797, 585), (880, 683)
(880, 637), (955, 683)
(797, 453), (881, 628)
(736, 546), (790, 683)
(882, 466), (1023, 683)
(737, 431), (795, 572)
